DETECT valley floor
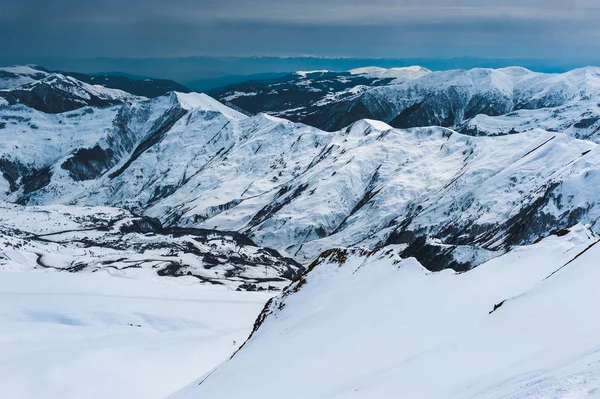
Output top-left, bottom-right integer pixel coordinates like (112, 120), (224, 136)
(0, 269), (272, 399)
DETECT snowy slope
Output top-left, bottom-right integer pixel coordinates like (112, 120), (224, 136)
(0, 91), (230, 203)
(174, 225), (600, 399)
(0, 104), (122, 199)
(0, 270), (272, 399)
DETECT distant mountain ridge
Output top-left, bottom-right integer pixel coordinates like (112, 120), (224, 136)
(9, 55), (597, 88)
(0, 65), (190, 113)
(213, 66), (600, 141)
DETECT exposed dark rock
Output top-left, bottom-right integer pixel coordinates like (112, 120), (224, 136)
(248, 183), (309, 228)
(61, 145), (116, 181)
(489, 300), (506, 314)
(109, 105), (188, 179)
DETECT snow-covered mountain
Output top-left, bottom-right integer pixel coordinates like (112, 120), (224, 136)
(214, 66), (600, 141)
(3, 64), (600, 398)
(0, 65), (190, 113)
(3, 70), (600, 270)
(0, 68), (135, 113)
(173, 225), (600, 399)
(74, 118), (600, 270)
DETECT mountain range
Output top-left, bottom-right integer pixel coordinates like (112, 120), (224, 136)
(2, 63), (600, 398)
(213, 66), (600, 142)
(3, 65), (600, 271)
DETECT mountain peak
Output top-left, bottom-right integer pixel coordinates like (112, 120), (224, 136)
(174, 92), (247, 119)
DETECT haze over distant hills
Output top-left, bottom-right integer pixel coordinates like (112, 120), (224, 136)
(3, 56), (600, 92)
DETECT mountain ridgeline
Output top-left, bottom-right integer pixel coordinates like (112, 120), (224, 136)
(212, 66), (600, 141)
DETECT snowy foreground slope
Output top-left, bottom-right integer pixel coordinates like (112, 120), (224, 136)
(0, 270), (272, 399)
(174, 225), (600, 399)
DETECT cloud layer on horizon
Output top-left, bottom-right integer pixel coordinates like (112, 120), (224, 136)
(1, 0), (599, 60)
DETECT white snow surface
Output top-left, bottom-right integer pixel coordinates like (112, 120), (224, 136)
(174, 92), (247, 119)
(175, 225), (600, 399)
(0, 269), (272, 399)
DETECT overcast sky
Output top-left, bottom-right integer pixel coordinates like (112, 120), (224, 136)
(1, 0), (600, 60)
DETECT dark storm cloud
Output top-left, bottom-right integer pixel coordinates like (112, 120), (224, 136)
(1, 0), (600, 59)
